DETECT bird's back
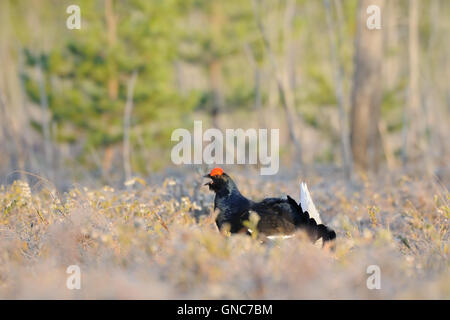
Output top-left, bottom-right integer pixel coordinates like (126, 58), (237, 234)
(250, 195), (335, 243)
(250, 197), (299, 235)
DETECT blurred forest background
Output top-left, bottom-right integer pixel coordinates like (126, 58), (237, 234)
(0, 0), (449, 189)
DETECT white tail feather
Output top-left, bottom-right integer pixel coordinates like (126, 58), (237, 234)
(300, 182), (322, 224)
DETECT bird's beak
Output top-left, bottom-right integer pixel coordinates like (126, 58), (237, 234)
(203, 174), (212, 186)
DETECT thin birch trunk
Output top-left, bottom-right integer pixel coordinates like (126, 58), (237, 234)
(123, 70), (138, 184)
(37, 59), (53, 180)
(243, 43), (265, 128)
(402, 0), (420, 166)
(323, 0), (353, 179)
(253, 0), (303, 165)
(350, 0), (384, 172)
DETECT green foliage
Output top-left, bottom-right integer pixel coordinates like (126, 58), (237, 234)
(5, 0), (447, 178)
(20, 0), (197, 170)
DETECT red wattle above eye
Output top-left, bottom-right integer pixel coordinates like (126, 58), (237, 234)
(210, 167), (223, 176)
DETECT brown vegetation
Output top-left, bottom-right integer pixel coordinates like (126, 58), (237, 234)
(0, 168), (448, 299)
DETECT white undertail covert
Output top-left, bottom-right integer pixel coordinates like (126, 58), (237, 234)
(300, 182), (322, 224)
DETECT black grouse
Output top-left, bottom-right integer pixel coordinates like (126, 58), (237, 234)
(204, 167), (336, 245)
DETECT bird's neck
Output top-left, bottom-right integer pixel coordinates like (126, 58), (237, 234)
(214, 184), (250, 218)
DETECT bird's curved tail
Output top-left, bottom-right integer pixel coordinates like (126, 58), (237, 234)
(300, 182), (322, 224)
(299, 182), (336, 245)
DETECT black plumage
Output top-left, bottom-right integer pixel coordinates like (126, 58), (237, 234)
(204, 168), (336, 244)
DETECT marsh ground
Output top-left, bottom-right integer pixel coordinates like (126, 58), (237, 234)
(0, 165), (448, 299)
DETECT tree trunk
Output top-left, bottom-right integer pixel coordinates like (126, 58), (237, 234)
(323, 0), (353, 179)
(103, 0), (118, 175)
(253, 0), (303, 164)
(243, 43), (265, 128)
(402, 0), (420, 167)
(123, 70), (138, 184)
(209, 1), (224, 129)
(209, 59), (223, 129)
(37, 59), (54, 179)
(105, 0), (118, 100)
(350, 0), (384, 172)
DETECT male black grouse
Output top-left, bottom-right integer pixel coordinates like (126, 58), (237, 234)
(204, 167), (336, 245)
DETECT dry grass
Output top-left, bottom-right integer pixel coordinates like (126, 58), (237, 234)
(0, 167), (448, 299)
